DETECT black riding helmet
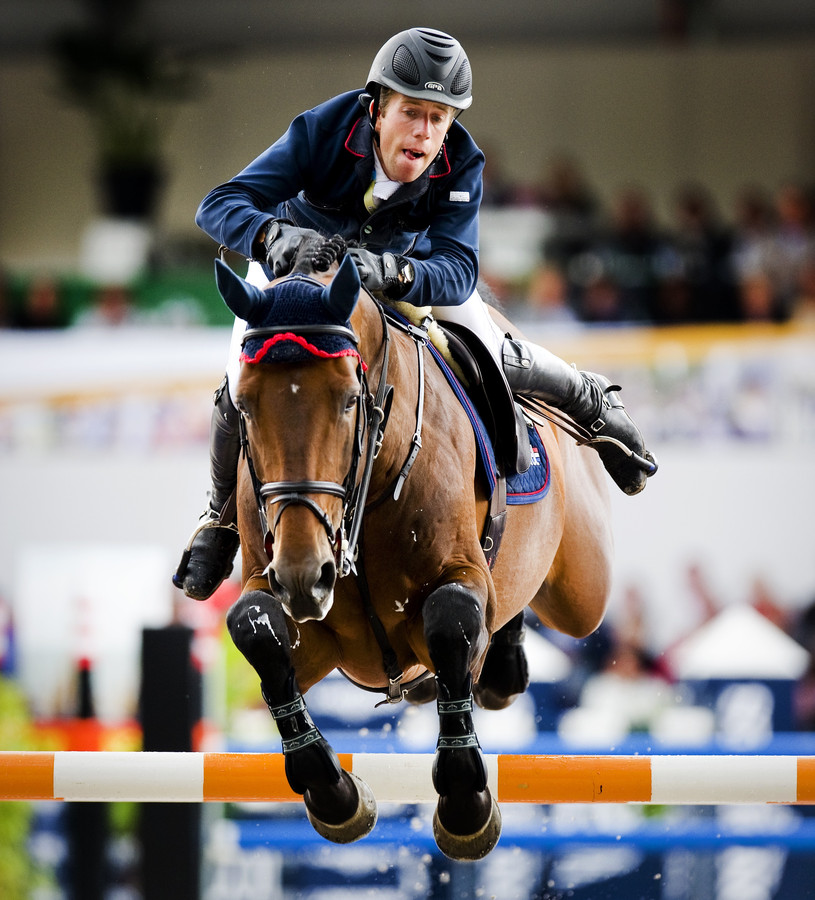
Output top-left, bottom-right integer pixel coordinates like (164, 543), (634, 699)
(365, 27), (473, 125)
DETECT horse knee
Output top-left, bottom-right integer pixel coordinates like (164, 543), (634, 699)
(227, 591), (291, 673)
(423, 583), (486, 690)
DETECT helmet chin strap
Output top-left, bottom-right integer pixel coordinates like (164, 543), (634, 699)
(368, 96), (380, 143)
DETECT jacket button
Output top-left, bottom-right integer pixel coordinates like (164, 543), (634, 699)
(363, 225), (373, 235)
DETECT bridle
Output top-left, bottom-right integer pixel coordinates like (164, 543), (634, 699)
(239, 304), (393, 581)
(238, 287), (435, 702)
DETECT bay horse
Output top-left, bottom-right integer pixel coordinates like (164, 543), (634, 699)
(219, 236), (612, 860)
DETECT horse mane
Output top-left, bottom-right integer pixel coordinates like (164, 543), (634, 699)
(287, 234), (463, 379)
(476, 277), (504, 312)
(290, 233), (348, 276)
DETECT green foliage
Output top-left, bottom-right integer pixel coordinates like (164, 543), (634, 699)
(223, 625), (266, 719)
(0, 677), (44, 899)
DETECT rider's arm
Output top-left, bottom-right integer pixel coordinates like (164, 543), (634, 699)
(195, 108), (323, 260)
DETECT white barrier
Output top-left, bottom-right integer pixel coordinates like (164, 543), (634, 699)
(2, 752), (815, 805)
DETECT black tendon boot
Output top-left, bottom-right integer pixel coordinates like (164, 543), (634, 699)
(502, 338), (657, 495)
(173, 378), (242, 599)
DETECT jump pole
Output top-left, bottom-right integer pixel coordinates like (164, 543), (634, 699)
(2, 752), (814, 805)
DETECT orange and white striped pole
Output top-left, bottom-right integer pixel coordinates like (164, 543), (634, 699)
(1, 752), (814, 805)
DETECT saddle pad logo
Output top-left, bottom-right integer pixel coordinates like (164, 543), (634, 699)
(507, 427), (550, 505)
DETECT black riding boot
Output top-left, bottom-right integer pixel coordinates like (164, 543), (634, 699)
(502, 338), (657, 495)
(173, 377), (242, 600)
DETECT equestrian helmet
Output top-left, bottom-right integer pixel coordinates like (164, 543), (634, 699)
(366, 27), (473, 111)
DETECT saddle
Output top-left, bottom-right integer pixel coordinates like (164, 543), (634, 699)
(437, 321), (533, 570)
(439, 321), (532, 477)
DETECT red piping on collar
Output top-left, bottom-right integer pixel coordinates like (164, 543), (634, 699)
(344, 118), (367, 158)
(429, 142), (451, 178)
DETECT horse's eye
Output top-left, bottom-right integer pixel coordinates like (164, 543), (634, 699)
(345, 395), (360, 414)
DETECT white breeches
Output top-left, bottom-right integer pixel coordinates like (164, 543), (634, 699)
(224, 261), (506, 403)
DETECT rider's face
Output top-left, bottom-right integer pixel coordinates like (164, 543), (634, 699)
(374, 93), (454, 184)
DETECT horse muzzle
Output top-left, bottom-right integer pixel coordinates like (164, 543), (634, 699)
(264, 557), (337, 623)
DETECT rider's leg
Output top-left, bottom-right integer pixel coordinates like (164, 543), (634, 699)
(173, 263), (269, 600)
(433, 292), (657, 496)
(173, 375), (242, 600)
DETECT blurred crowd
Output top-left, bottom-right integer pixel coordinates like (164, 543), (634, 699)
(1, 156), (814, 333)
(481, 153), (815, 328)
(542, 562), (815, 741)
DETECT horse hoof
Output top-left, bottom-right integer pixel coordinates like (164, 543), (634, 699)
(305, 771), (377, 844)
(432, 794), (502, 861)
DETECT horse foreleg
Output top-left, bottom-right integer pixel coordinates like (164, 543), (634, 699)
(473, 611), (530, 710)
(226, 590), (376, 843)
(423, 583), (501, 861)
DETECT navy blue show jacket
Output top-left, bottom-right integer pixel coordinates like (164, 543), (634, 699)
(195, 90), (485, 307)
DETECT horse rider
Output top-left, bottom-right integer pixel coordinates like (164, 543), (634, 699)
(174, 26), (657, 601)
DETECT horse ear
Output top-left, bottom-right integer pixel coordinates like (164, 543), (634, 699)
(321, 253), (361, 322)
(214, 258), (267, 322)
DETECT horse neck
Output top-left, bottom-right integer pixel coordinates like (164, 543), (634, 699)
(352, 293), (425, 495)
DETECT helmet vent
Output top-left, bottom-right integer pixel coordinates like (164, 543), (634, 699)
(427, 51), (453, 64)
(391, 45), (421, 85)
(416, 29), (455, 49)
(451, 60), (472, 96)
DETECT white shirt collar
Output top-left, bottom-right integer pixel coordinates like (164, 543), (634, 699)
(371, 148), (402, 202)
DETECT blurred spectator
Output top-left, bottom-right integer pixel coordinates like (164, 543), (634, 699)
(730, 185), (775, 280)
(792, 599), (815, 730)
(748, 575), (789, 632)
(74, 284), (137, 328)
(573, 584), (673, 734)
(11, 276), (69, 329)
(569, 185), (665, 323)
(535, 153), (601, 274)
(739, 270), (778, 322)
(579, 269), (627, 324)
(577, 638), (672, 734)
(510, 262), (580, 328)
(657, 182), (739, 324)
(791, 252), (815, 323)
(479, 142), (517, 208)
(763, 182), (815, 320)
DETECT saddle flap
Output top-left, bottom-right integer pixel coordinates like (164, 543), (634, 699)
(440, 321), (531, 476)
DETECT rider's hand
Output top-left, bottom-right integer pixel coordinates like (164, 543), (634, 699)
(348, 248), (406, 297)
(262, 221), (321, 277)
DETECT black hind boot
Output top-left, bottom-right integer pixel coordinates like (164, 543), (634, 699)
(173, 377), (242, 600)
(502, 338), (657, 495)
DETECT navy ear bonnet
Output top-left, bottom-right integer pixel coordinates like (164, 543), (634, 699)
(214, 255), (363, 366)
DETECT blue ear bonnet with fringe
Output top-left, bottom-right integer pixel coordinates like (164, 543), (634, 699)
(214, 254), (362, 365)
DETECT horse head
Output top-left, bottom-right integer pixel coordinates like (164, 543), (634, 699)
(215, 243), (366, 623)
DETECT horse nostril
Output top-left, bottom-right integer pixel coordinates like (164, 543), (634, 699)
(316, 561), (336, 596)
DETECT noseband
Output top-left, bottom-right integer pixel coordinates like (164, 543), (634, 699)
(239, 310), (391, 579)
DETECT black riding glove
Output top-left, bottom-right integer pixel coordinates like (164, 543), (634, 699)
(261, 220), (321, 277)
(348, 248), (411, 298)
